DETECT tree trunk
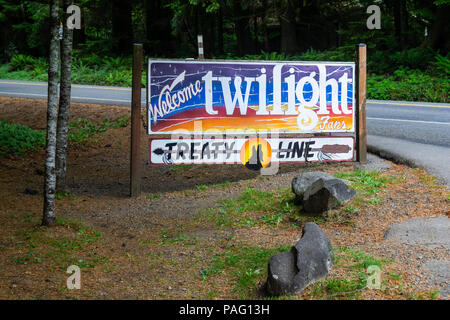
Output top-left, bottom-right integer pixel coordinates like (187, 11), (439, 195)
(145, 0), (174, 55)
(421, 5), (448, 51)
(112, 0), (133, 54)
(253, 7), (258, 53)
(217, 2), (224, 55)
(42, 0), (60, 226)
(262, 0), (270, 52)
(399, 0), (408, 50)
(280, 1), (297, 55)
(393, 0), (408, 49)
(56, 0), (74, 193)
(233, 0), (252, 56)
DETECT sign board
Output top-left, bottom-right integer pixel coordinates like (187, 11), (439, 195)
(150, 136), (355, 166)
(148, 60), (355, 134)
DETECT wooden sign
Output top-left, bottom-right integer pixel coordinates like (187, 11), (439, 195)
(150, 136), (355, 166)
(147, 60), (355, 134)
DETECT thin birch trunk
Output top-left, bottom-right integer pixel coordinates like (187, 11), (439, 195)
(56, 0), (74, 192)
(42, 0), (60, 226)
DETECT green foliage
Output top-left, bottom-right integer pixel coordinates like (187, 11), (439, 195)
(367, 69), (449, 102)
(200, 186), (328, 228)
(0, 119), (45, 156)
(11, 249), (41, 265)
(8, 54), (44, 72)
(0, 116), (129, 157)
(333, 170), (392, 214)
(308, 247), (389, 299)
(11, 215), (104, 270)
(334, 170), (389, 196)
(200, 244), (291, 298)
(211, 187), (292, 227)
(433, 54), (450, 75)
(68, 116), (129, 146)
(0, 53), (143, 87)
(0, 0), (447, 103)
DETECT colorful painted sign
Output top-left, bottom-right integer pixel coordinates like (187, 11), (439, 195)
(148, 60), (355, 134)
(150, 137), (355, 166)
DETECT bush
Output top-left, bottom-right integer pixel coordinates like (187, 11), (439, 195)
(0, 120), (45, 156)
(433, 54), (450, 75)
(9, 54), (47, 72)
(367, 69), (449, 102)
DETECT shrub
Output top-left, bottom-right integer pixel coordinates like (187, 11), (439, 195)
(0, 119), (45, 156)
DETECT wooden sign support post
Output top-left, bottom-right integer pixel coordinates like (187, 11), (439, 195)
(355, 43), (367, 164)
(130, 43), (143, 197)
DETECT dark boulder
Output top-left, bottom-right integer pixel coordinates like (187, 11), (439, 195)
(292, 171), (355, 215)
(266, 222), (333, 296)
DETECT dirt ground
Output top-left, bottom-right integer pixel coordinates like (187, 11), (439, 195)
(0, 97), (448, 300)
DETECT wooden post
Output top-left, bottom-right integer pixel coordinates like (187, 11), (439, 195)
(197, 35), (204, 59)
(355, 43), (367, 164)
(130, 43), (143, 197)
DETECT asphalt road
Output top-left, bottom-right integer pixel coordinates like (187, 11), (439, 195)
(0, 80), (146, 106)
(1, 80), (449, 185)
(366, 100), (450, 186)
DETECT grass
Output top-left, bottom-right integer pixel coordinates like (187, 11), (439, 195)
(199, 243), (397, 300)
(10, 215), (106, 272)
(306, 246), (390, 300)
(167, 164), (194, 173)
(199, 180), (382, 229)
(199, 170), (391, 229)
(0, 116), (130, 157)
(200, 243), (291, 298)
(55, 192), (77, 200)
(140, 231), (199, 246)
(68, 116), (130, 146)
(334, 169), (390, 207)
(200, 187), (301, 228)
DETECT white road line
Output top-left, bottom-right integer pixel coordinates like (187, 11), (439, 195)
(0, 92), (145, 103)
(367, 117), (450, 125)
(0, 81), (132, 91)
(72, 96), (130, 102)
(0, 91), (46, 97)
(367, 101), (450, 109)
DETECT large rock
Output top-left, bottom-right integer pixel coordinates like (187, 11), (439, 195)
(266, 222), (333, 296)
(292, 171), (356, 215)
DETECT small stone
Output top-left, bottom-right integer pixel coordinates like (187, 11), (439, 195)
(24, 187), (38, 195)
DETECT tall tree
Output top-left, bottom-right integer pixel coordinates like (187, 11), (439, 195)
(112, 0), (133, 54)
(393, 0), (409, 49)
(420, 1), (449, 51)
(233, 0), (253, 56)
(42, 0), (60, 226)
(55, 0), (74, 192)
(279, 0), (298, 55)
